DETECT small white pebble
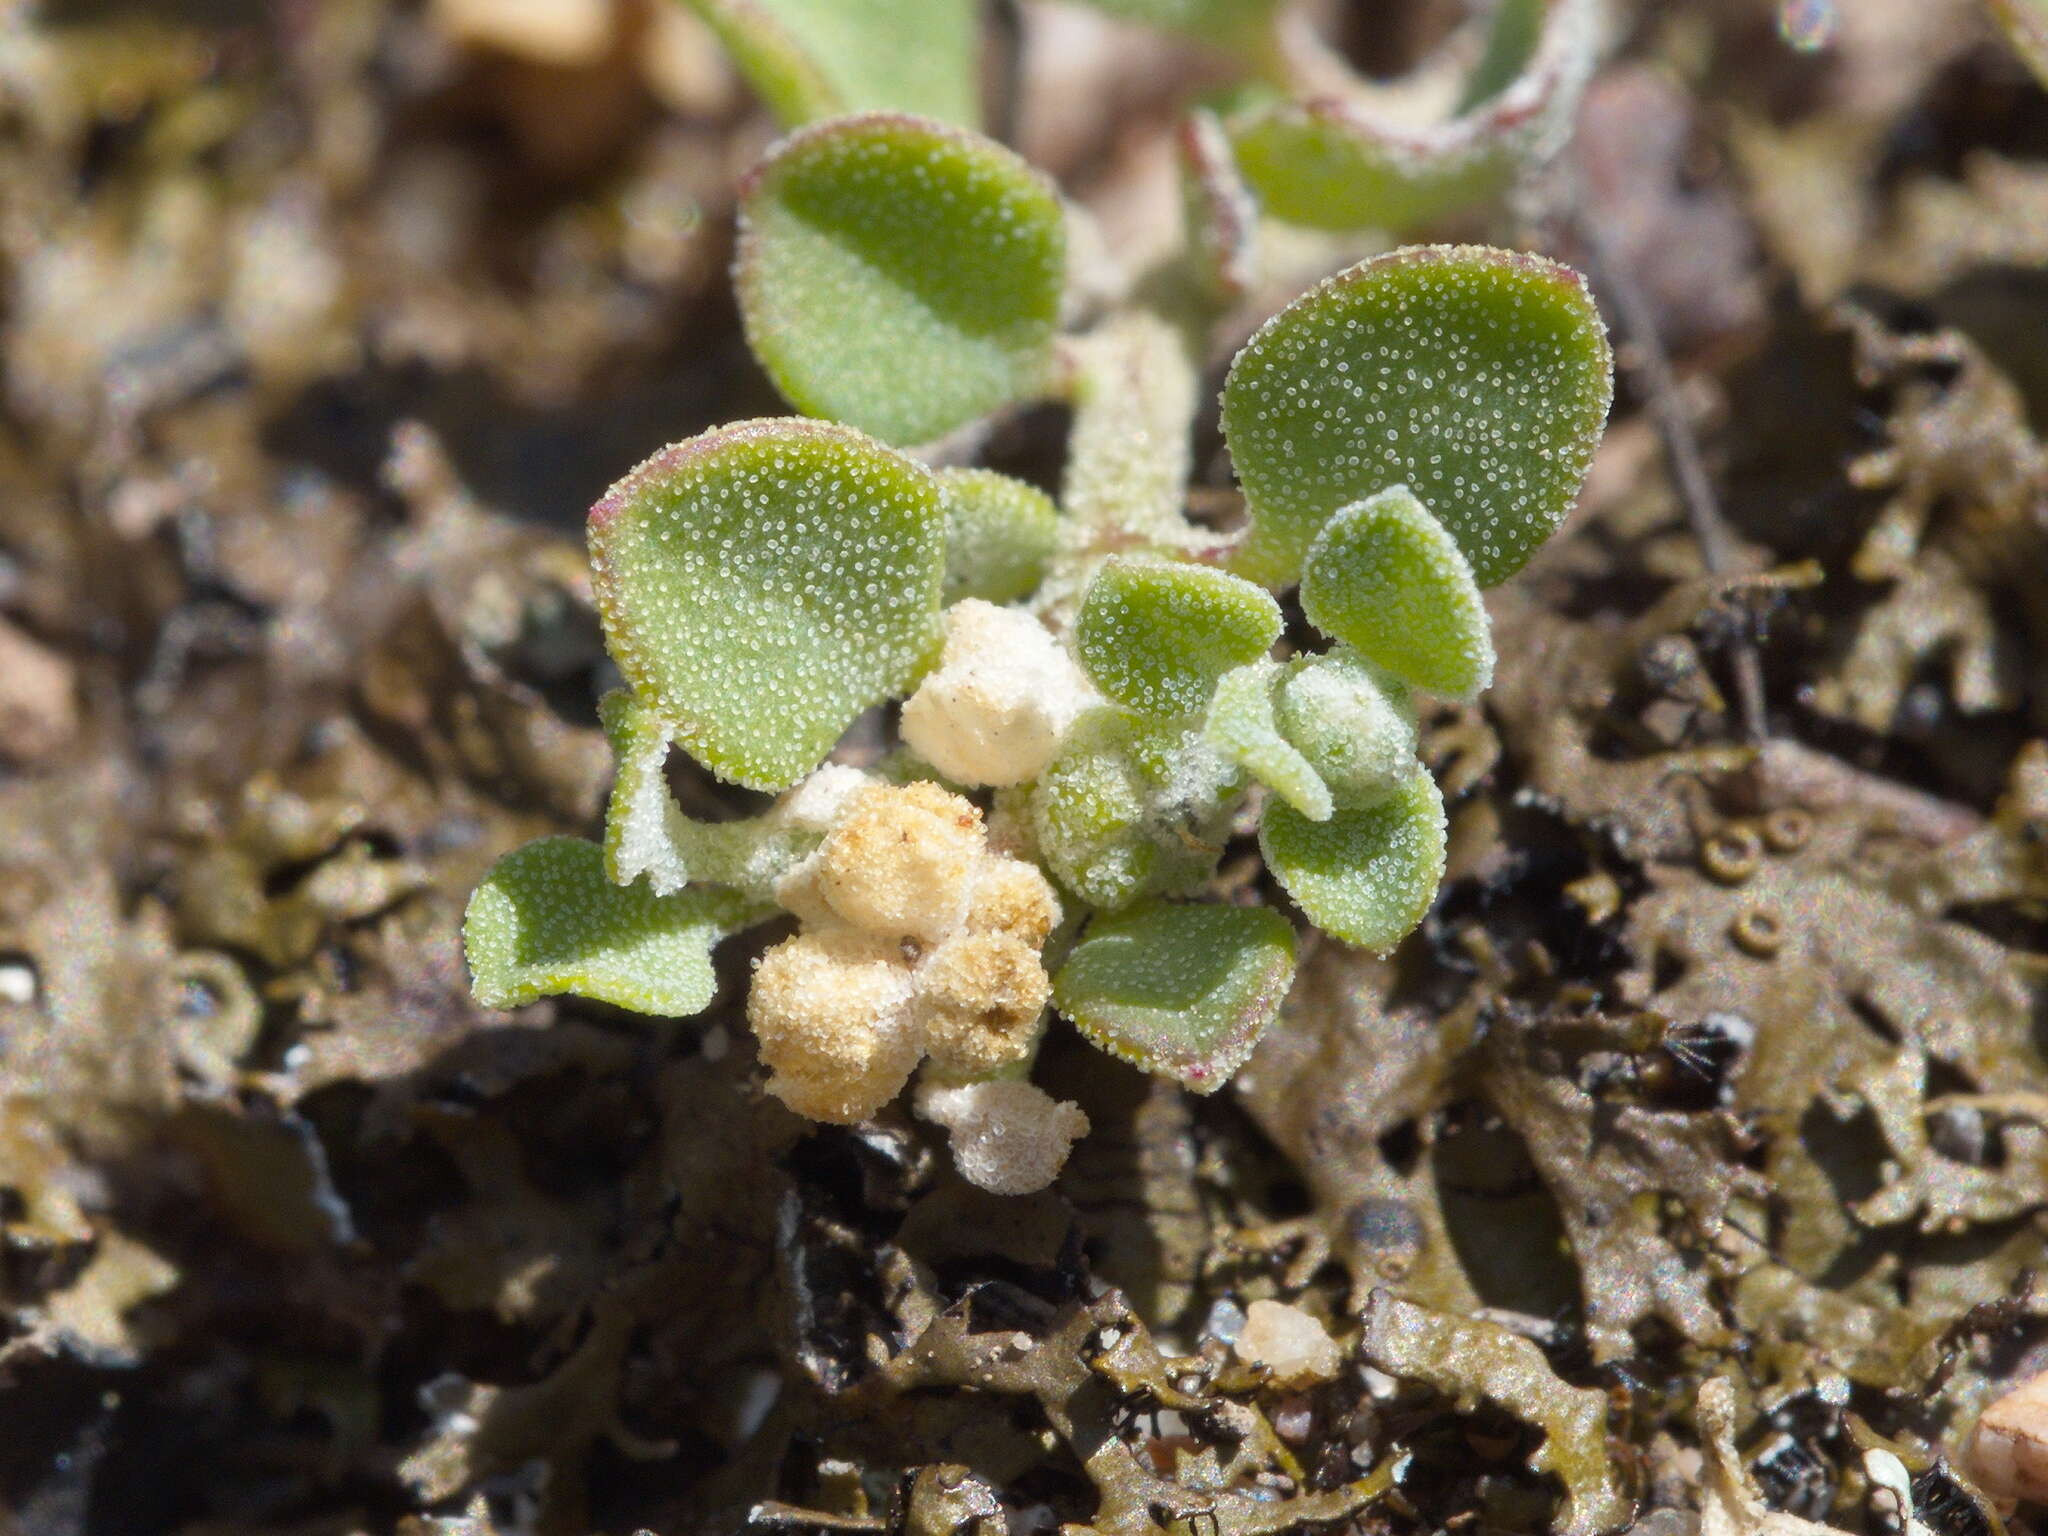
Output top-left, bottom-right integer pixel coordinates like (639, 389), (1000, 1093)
(0, 960), (38, 1006)
(700, 1024), (730, 1062)
(1968, 1368), (2048, 1504)
(1234, 1299), (1342, 1390)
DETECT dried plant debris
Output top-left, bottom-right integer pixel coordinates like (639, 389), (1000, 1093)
(6, 2), (2048, 1534)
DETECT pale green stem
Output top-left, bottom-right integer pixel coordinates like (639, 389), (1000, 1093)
(1035, 310), (1204, 626)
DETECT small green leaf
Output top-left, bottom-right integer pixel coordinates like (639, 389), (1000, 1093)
(1222, 244), (1613, 588)
(1204, 659), (1332, 821)
(1031, 707), (1245, 911)
(1228, 105), (1516, 235)
(1300, 488), (1495, 698)
(589, 418), (945, 791)
(464, 838), (749, 1015)
(1076, 557), (1282, 717)
(935, 468), (1060, 606)
(1226, 0), (1593, 234)
(1054, 901), (1296, 1092)
(684, 0), (981, 127)
(1271, 649), (1417, 808)
(1261, 772), (1446, 952)
(735, 113), (1066, 446)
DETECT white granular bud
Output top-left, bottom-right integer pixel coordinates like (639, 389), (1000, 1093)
(900, 601), (1095, 787)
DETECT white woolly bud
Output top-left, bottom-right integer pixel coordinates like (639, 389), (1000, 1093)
(915, 1078), (1089, 1196)
(900, 601), (1095, 787)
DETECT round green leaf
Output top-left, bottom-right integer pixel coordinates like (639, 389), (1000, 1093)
(1076, 556), (1282, 717)
(589, 418), (946, 791)
(935, 467), (1059, 606)
(1300, 487), (1495, 699)
(1271, 649), (1418, 807)
(686, 0), (980, 127)
(464, 838), (750, 1016)
(1054, 901), (1296, 1093)
(1260, 772), (1447, 953)
(1222, 244), (1613, 588)
(735, 113), (1066, 446)
(1203, 659), (1332, 821)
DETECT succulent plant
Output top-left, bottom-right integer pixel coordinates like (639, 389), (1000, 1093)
(465, 92), (1612, 1195)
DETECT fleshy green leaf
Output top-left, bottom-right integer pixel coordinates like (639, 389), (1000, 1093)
(1260, 772), (1447, 952)
(1222, 244), (1613, 588)
(684, 0), (981, 127)
(1271, 649), (1417, 808)
(1228, 106), (1517, 236)
(464, 838), (749, 1015)
(1031, 707), (1245, 911)
(589, 418), (946, 791)
(935, 467), (1060, 606)
(1300, 488), (1495, 698)
(1076, 556), (1282, 717)
(735, 113), (1066, 446)
(1203, 659), (1332, 821)
(1054, 901), (1296, 1092)
(1226, 0), (1594, 234)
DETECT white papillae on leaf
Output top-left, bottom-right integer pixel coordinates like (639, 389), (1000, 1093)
(749, 783), (1062, 1127)
(1272, 650), (1418, 808)
(1031, 707), (1245, 911)
(1204, 659), (1333, 821)
(1260, 772), (1446, 952)
(1222, 244), (1613, 588)
(1075, 556), (1282, 718)
(601, 690), (873, 900)
(735, 114), (1066, 446)
(915, 1077), (1090, 1195)
(685, 0), (980, 128)
(588, 418), (946, 792)
(464, 838), (749, 1016)
(935, 468), (1060, 606)
(1053, 901), (1295, 1091)
(1233, 1299), (1342, 1389)
(600, 688), (693, 895)
(900, 600), (1096, 787)
(1301, 489), (1494, 698)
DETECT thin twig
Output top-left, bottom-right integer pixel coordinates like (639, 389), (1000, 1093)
(1573, 208), (1771, 745)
